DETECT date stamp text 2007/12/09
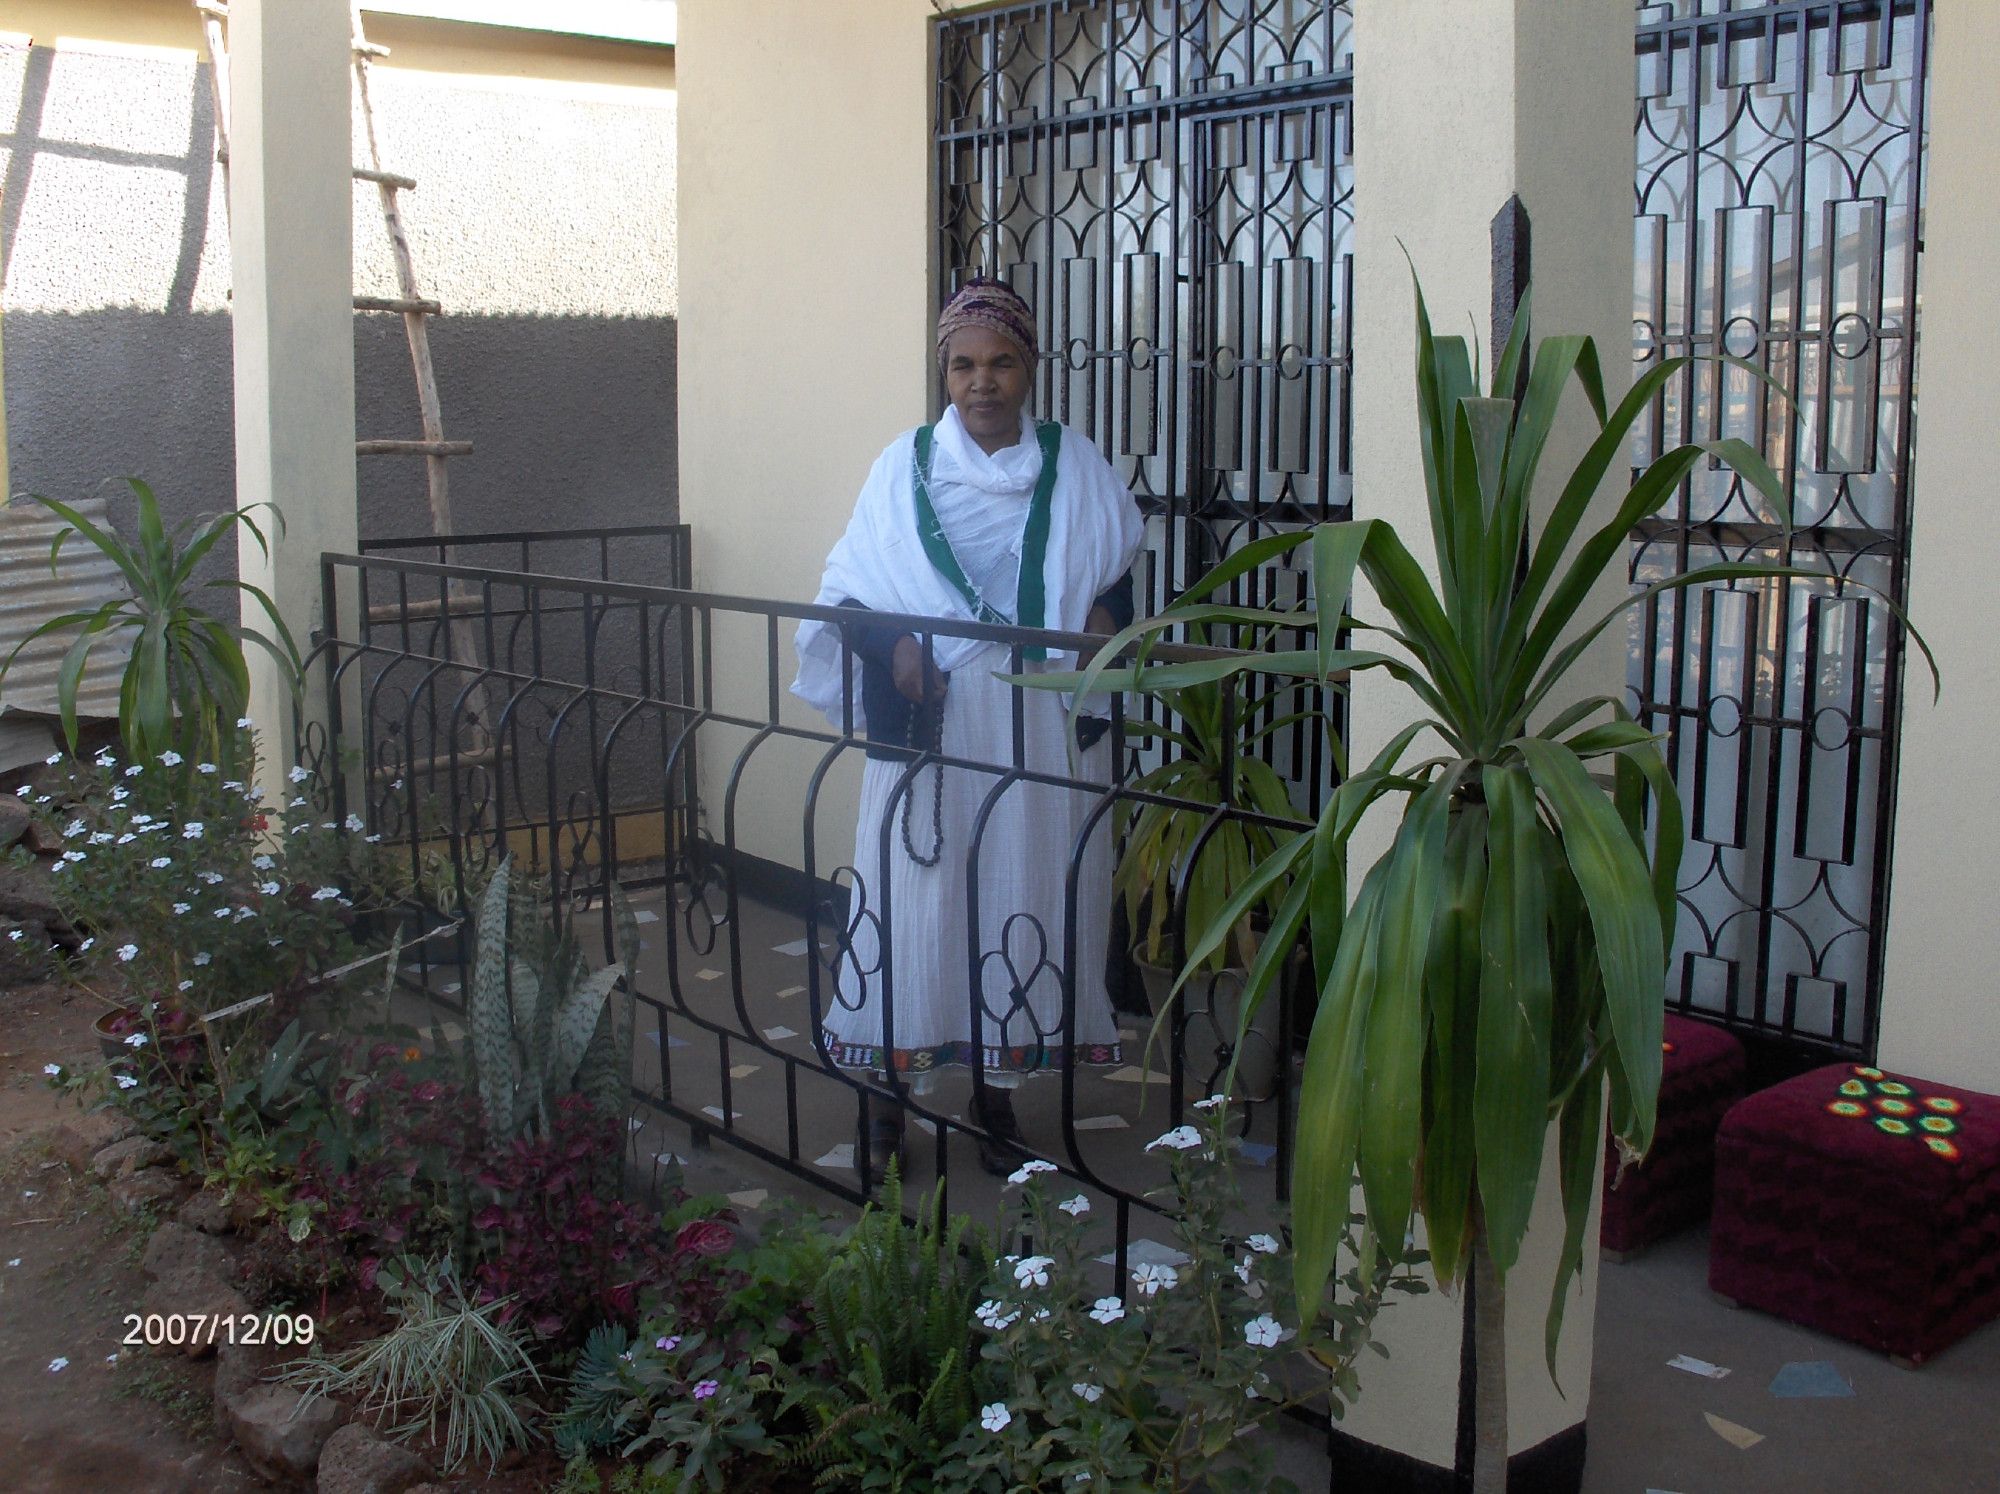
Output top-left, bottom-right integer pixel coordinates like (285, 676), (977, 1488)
(122, 1313), (315, 1349)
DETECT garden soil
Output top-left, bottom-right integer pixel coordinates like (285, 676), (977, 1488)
(0, 977), (263, 1492)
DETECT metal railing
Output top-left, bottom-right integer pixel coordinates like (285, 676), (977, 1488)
(304, 548), (1335, 1262)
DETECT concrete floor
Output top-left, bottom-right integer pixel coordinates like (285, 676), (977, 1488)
(414, 883), (2000, 1492)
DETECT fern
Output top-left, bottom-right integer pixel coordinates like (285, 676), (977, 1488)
(789, 1169), (990, 1489)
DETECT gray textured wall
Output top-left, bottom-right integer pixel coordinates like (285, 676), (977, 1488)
(0, 39), (677, 571)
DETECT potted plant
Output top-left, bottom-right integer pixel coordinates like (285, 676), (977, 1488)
(1113, 650), (1304, 1100)
(1042, 274), (1934, 1490)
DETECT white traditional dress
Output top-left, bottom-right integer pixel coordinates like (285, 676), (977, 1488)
(792, 407), (1144, 1090)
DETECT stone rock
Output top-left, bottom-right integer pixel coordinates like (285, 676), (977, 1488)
(219, 1380), (346, 1482)
(48, 1106), (139, 1172)
(313, 1423), (431, 1494)
(90, 1133), (171, 1179)
(0, 860), (74, 942)
(176, 1186), (236, 1235)
(48, 1106), (137, 1169)
(141, 1220), (239, 1285)
(22, 815), (65, 856)
(141, 1237), (250, 1359)
(0, 795), (29, 849)
(0, 918), (49, 984)
(108, 1166), (191, 1217)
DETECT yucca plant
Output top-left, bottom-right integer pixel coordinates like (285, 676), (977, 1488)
(0, 478), (299, 771)
(1033, 273), (1934, 1490)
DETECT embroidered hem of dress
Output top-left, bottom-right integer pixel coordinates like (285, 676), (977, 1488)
(820, 1030), (1122, 1076)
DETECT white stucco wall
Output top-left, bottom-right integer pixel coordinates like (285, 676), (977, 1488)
(1877, 0), (2000, 1094)
(676, 0), (940, 865)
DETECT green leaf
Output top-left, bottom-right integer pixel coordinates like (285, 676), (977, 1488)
(1474, 763), (1553, 1275)
(1515, 737), (1663, 1157)
(1356, 769), (1455, 1257)
(1292, 858), (1392, 1317)
(1545, 1051), (1606, 1385)
(1419, 802), (1486, 1287)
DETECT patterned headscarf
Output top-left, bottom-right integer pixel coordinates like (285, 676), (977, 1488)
(936, 276), (1039, 370)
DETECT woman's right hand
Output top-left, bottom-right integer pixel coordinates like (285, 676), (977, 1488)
(891, 635), (949, 704)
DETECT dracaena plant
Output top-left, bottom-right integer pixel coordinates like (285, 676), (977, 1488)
(1032, 273), (1934, 1491)
(0, 478), (299, 773)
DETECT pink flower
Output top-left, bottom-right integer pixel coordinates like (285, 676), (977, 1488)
(692, 1379), (718, 1401)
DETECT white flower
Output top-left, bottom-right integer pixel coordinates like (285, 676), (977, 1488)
(123, 1032), (149, 1048)
(196, 762), (217, 774)
(222, 781), (242, 792)
(124, 764), (142, 777)
(1237, 1258), (1266, 1299)
(1089, 1296), (1126, 1324)
(1071, 1382), (1103, 1404)
(115, 833), (136, 845)
(182, 822), (204, 839)
(252, 855), (274, 870)
(198, 871), (223, 885)
(60, 850), (86, 863)
(974, 1299), (1021, 1331)
(5, 1257), (19, 1266)
(114, 1074), (137, 1090)
(194, 951), (211, 966)
(42, 1063), (61, 1077)
(344, 814), (365, 833)
(172, 902), (190, 916)
(116, 944), (139, 962)
(79, 938), (94, 952)
(1013, 1255), (1054, 1290)
(1192, 1093), (1228, 1112)
(288, 765), (309, 784)
(106, 1353), (119, 1365)
(1058, 1194), (1090, 1217)
(260, 881), (281, 897)
(159, 750), (182, 766)
(237, 717), (254, 730)
(1146, 1126), (1201, 1153)
(44, 752), (62, 765)
(1243, 1314), (1284, 1348)
(89, 833), (112, 845)
(235, 907), (256, 922)
(5, 930), (19, 942)
(290, 797), (307, 809)
(979, 1403), (1012, 1433)
(50, 861), (67, 874)
(1245, 1233), (1280, 1255)
(1007, 1158), (1058, 1186)
(14, 785), (29, 797)
(110, 786), (128, 802)
(177, 980), (193, 992)
(267, 937), (284, 947)
(311, 886), (341, 901)
(63, 819), (86, 838)
(291, 824), (310, 836)
(1132, 1263), (1179, 1296)
(48, 1357), (68, 1373)
(149, 856), (172, 869)
(213, 908), (231, 919)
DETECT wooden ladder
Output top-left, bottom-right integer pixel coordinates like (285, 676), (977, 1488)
(195, 1), (499, 760)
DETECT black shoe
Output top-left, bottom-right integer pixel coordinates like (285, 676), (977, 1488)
(856, 1110), (906, 1183)
(972, 1088), (1030, 1177)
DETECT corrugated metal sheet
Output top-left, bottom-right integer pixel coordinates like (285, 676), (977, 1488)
(0, 495), (133, 724)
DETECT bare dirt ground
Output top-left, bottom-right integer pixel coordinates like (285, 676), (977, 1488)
(0, 977), (261, 1493)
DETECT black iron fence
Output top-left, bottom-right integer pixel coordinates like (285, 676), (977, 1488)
(305, 547), (1333, 1268)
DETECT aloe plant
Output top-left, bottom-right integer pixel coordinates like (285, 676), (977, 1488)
(468, 857), (638, 1142)
(0, 478), (299, 769)
(1033, 273), (1935, 1491)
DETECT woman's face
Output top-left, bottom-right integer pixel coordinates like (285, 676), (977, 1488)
(944, 326), (1032, 454)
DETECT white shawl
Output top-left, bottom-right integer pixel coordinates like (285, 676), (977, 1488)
(792, 407), (1144, 730)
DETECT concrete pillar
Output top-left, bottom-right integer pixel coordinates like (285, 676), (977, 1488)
(1878, 0), (2000, 1092)
(227, 0), (357, 792)
(1340, 0), (1632, 1486)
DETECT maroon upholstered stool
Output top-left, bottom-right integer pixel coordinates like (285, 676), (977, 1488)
(1600, 1013), (1746, 1257)
(1708, 1063), (2000, 1365)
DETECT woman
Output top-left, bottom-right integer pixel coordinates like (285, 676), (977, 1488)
(791, 278), (1144, 1176)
